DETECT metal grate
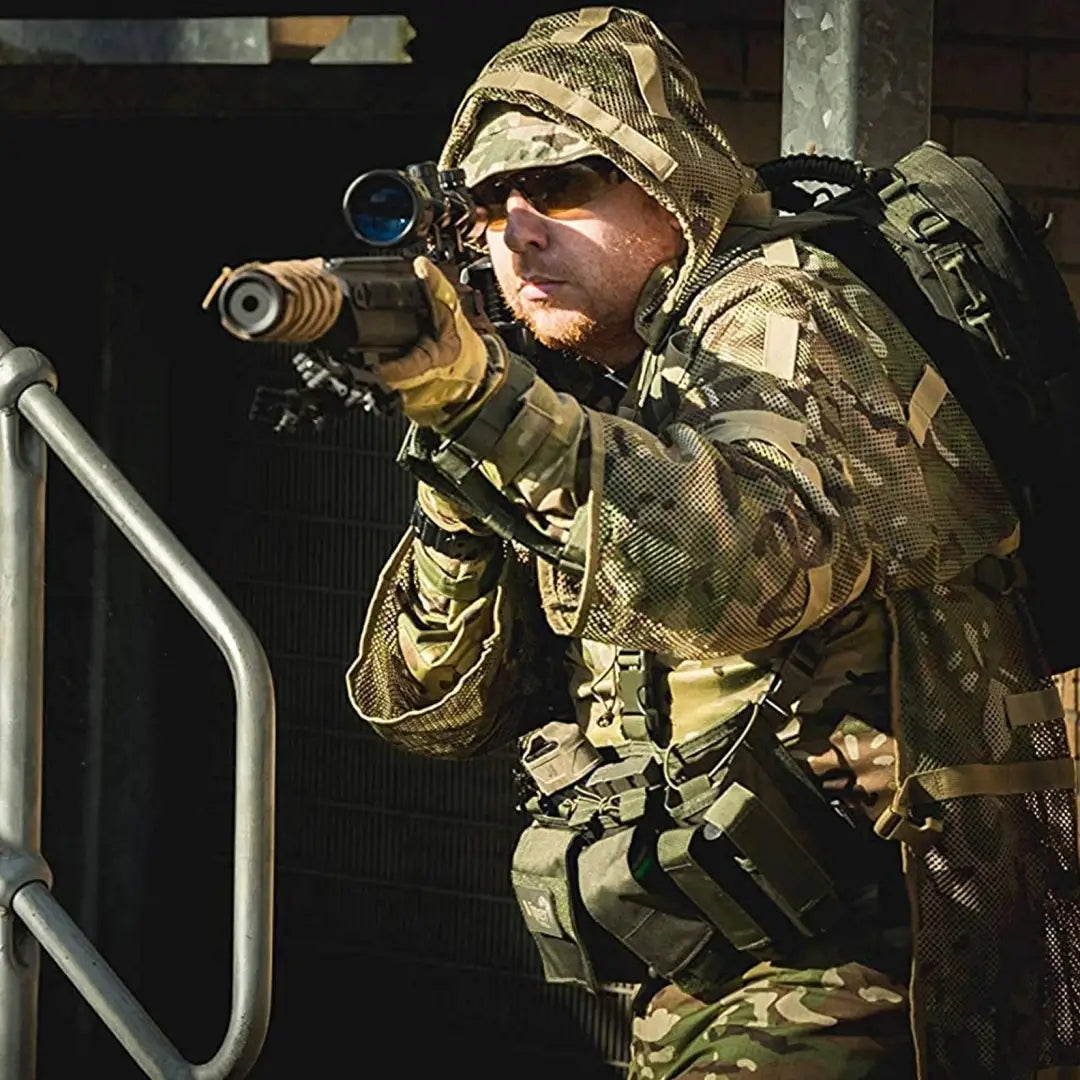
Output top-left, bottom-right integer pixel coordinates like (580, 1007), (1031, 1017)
(208, 343), (633, 1076)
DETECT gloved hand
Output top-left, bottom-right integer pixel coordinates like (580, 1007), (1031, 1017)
(416, 480), (492, 536)
(377, 256), (504, 430)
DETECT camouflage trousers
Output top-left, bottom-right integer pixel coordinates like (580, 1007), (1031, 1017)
(628, 961), (913, 1079)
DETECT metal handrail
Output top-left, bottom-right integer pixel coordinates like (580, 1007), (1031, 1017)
(0, 331), (275, 1079)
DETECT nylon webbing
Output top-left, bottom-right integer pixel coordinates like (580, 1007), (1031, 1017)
(895, 757), (1075, 810)
(469, 70), (678, 181)
(782, 563), (832, 640)
(995, 522), (1021, 556)
(549, 6), (613, 43)
(763, 312), (799, 381)
(1004, 686), (1065, 728)
(762, 237), (799, 267)
(703, 410), (823, 493)
(907, 363), (949, 447)
(622, 43), (672, 119)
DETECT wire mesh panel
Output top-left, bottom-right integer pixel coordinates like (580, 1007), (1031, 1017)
(0, 76), (642, 1075)
(208, 343), (634, 1078)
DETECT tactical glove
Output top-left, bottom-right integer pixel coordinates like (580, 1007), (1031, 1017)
(376, 256), (505, 430)
(416, 480), (492, 536)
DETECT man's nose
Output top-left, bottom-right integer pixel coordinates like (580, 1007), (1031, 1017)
(503, 191), (549, 253)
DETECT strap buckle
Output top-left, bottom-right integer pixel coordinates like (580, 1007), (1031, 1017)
(873, 805), (943, 854)
(908, 206), (952, 243)
(761, 633), (822, 718)
(615, 650), (660, 741)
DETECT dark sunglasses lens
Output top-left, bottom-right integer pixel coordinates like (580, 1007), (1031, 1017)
(473, 177), (511, 227)
(525, 162), (612, 214)
(473, 159), (618, 229)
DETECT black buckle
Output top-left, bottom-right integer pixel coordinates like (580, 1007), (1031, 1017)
(409, 500), (499, 561)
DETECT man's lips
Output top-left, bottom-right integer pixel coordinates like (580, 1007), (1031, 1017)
(519, 277), (565, 300)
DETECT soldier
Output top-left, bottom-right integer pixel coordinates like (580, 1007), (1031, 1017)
(348, 8), (1080, 1078)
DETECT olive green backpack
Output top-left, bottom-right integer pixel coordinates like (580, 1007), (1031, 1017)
(756, 141), (1080, 675)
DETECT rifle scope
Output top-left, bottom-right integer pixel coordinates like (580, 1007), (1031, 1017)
(342, 169), (435, 248)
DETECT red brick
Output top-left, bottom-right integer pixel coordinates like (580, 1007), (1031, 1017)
(663, 24), (744, 92)
(708, 97), (781, 164)
(934, 0), (956, 37)
(746, 30), (782, 93)
(953, 117), (1080, 189)
(932, 43), (1025, 113)
(953, 0), (1025, 36)
(1029, 51), (1080, 114)
(1030, 3), (1080, 37)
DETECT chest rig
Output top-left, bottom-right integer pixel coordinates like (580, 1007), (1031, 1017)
(510, 636), (880, 995)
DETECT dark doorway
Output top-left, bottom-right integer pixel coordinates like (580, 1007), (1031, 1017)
(1, 44), (632, 1080)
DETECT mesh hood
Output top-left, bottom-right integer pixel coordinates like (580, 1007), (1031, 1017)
(439, 6), (756, 326)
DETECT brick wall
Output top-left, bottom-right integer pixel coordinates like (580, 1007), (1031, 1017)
(662, 0), (1080, 309)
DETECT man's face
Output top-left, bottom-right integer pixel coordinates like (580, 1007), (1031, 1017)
(483, 169), (684, 369)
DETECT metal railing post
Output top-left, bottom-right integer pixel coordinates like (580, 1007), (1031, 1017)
(0, 330), (275, 1079)
(0, 333), (55, 1080)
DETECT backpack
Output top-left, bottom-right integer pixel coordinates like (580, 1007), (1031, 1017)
(754, 142), (1080, 676)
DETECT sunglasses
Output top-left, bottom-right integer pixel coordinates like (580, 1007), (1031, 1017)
(471, 156), (624, 231)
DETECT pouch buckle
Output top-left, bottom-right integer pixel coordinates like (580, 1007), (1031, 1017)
(521, 721), (601, 796)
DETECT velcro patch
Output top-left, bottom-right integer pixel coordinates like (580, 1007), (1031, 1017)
(516, 885), (563, 937)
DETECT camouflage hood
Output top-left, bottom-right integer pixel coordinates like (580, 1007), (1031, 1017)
(439, 6), (756, 340)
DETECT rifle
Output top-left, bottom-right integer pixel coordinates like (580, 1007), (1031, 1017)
(203, 161), (617, 561)
(203, 161), (495, 430)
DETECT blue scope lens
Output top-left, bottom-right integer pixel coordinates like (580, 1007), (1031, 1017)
(344, 173), (418, 246)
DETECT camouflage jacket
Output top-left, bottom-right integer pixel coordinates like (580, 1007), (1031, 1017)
(348, 9), (1080, 1078)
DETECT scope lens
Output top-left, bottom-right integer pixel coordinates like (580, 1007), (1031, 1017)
(345, 173), (417, 246)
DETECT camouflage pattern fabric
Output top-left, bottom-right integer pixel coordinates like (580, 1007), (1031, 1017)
(630, 964), (912, 1080)
(440, 7), (757, 345)
(348, 7), (1080, 1078)
(458, 104), (600, 187)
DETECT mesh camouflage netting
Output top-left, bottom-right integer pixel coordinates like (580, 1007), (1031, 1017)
(538, 243), (1018, 654)
(891, 585), (1080, 1077)
(349, 535), (566, 757)
(439, 7), (756, 343)
(531, 232), (1080, 1076)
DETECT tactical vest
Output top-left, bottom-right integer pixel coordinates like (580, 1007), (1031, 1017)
(503, 241), (902, 996)
(508, 627), (899, 996)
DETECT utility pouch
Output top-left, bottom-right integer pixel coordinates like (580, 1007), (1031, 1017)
(656, 824), (798, 957)
(510, 823), (642, 990)
(697, 779), (845, 939)
(520, 721), (601, 796)
(577, 823), (749, 996)
(665, 704), (866, 944)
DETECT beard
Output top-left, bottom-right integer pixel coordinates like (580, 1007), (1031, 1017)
(503, 291), (605, 353)
(497, 233), (662, 360)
